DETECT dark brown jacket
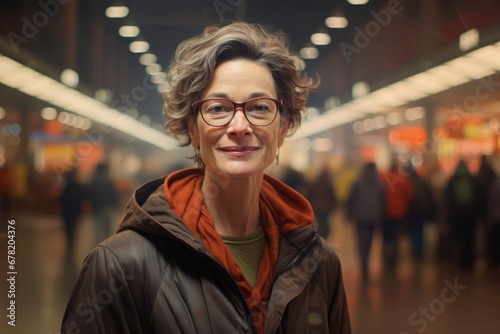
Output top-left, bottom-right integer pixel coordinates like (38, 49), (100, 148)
(61, 177), (351, 333)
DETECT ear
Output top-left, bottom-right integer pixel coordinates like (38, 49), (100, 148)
(188, 117), (200, 147)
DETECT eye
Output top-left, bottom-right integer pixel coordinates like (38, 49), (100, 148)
(254, 104), (271, 111)
(203, 101), (232, 113)
(207, 104), (227, 112)
(247, 100), (273, 113)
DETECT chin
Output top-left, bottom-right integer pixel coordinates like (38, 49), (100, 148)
(213, 162), (266, 179)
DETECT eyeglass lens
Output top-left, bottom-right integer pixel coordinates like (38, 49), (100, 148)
(200, 98), (278, 126)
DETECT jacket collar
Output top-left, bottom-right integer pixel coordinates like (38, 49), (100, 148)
(117, 172), (317, 254)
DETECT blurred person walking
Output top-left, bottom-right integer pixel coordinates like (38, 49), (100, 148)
(347, 162), (385, 280)
(486, 174), (500, 269)
(444, 160), (479, 269)
(380, 161), (414, 269)
(58, 169), (87, 256)
(281, 164), (308, 197)
(87, 162), (119, 245)
(474, 155), (496, 263)
(307, 166), (337, 240)
(406, 164), (435, 260)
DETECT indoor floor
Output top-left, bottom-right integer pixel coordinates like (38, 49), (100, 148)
(1, 209), (499, 334)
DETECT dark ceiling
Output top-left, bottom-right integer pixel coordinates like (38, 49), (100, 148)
(118, 0), (383, 62)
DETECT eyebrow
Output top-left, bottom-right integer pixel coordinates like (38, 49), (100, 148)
(204, 92), (274, 100)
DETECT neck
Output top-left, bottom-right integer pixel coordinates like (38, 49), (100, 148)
(202, 170), (263, 237)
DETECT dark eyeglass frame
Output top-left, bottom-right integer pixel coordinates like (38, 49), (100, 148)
(193, 97), (282, 127)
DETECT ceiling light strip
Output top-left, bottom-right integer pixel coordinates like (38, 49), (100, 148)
(294, 109), (365, 138)
(0, 54), (177, 151)
(293, 41), (500, 139)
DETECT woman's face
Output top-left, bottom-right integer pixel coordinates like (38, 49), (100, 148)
(189, 58), (288, 178)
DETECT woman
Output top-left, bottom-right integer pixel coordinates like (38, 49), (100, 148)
(62, 22), (351, 334)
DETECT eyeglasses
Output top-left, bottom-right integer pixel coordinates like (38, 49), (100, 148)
(194, 97), (282, 127)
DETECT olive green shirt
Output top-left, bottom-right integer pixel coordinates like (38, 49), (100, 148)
(221, 226), (266, 287)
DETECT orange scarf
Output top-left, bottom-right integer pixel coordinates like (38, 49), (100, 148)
(163, 168), (313, 333)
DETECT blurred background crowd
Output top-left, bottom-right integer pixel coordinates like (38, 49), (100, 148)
(281, 154), (500, 275)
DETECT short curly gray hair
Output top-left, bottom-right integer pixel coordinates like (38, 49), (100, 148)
(162, 21), (318, 146)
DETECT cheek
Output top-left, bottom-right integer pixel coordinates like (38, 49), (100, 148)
(272, 121), (286, 147)
(260, 126), (281, 154)
(198, 126), (222, 157)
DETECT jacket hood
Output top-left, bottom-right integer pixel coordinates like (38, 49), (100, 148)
(117, 176), (206, 251)
(117, 168), (317, 250)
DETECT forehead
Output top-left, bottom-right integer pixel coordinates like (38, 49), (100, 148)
(202, 58), (276, 99)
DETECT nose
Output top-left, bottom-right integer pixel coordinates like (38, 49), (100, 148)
(227, 108), (251, 136)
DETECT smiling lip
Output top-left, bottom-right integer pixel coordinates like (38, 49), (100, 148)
(219, 146), (259, 157)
